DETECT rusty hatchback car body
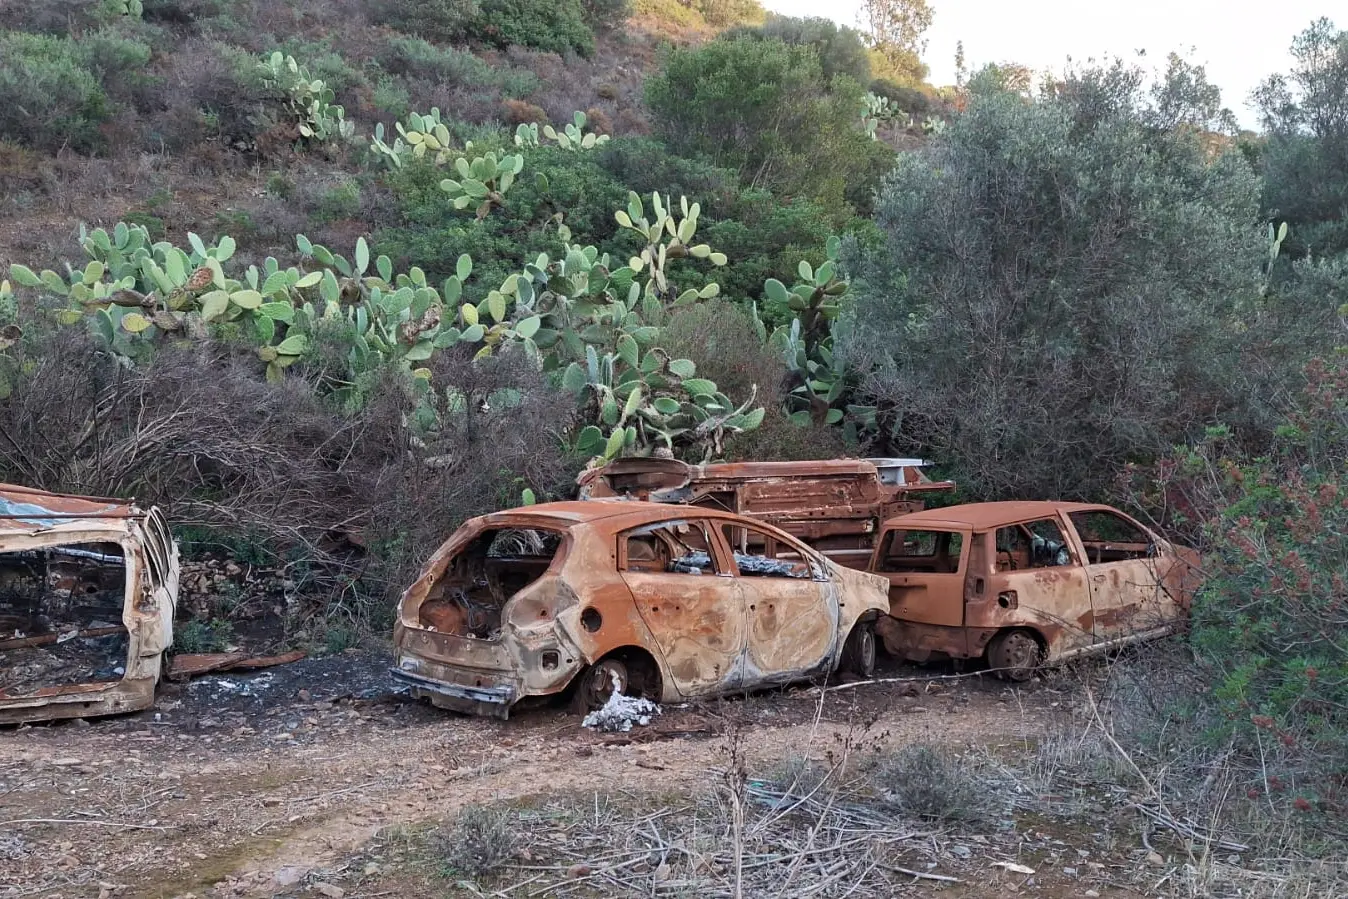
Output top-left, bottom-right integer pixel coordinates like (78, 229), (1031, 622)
(869, 502), (1202, 680)
(391, 501), (890, 718)
(0, 484), (180, 724)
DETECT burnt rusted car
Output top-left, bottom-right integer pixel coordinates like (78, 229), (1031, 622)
(391, 501), (889, 718)
(0, 484), (180, 723)
(577, 457), (954, 569)
(868, 502), (1202, 680)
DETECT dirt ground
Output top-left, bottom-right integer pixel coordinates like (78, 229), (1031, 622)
(0, 652), (1210, 899)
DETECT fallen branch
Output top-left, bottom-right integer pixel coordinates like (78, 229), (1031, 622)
(884, 864), (960, 883)
(0, 818), (174, 830)
(0, 626), (125, 651)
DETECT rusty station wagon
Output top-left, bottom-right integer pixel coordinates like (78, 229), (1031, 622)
(391, 501), (890, 718)
(0, 484), (180, 724)
(868, 501), (1202, 680)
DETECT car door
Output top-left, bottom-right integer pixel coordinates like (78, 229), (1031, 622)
(616, 517), (745, 696)
(1065, 509), (1179, 644)
(718, 521), (835, 678)
(991, 516), (1095, 656)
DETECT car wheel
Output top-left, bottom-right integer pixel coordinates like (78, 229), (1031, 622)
(840, 620), (877, 678)
(574, 658), (629, 713)
(988, 630), (1041, 681)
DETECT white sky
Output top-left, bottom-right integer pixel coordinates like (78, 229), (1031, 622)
(760, 0), (1336, 129)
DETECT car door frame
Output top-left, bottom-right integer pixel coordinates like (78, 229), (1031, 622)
(615, 515), (747, 697)
(985, 512), (1096, 659)
(716, 519), (839, 682)
(1061, 507), (1180, 646)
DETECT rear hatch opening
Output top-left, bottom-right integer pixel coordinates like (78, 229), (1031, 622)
(414, 527), (563, 640)
(0, 542), (130, 699)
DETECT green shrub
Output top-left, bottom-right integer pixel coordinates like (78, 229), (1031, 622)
(869, 78), (931, 116)
(1132, 356), (1348, 804)
(376, 145), (631, 289)
(370, 0), (481, 43)
(175, 617), (235, 653)
(579, 0), (630, 30)
(468, 0), (595, 57)
(645, 36), (884, 214)
(0, 30), (112, 153)
(727, 15), (870, 84)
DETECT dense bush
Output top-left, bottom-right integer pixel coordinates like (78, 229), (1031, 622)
(0, 23), (157, 151)
(375, 145), (633, 288)
(370, 0), (481, 43)
(645, 36), (892, 218)
(1129, 356), (1348, 814)
(727, 15), (871, 85)
(842, 66), (1278, 499)
(468, 0), (595, 57)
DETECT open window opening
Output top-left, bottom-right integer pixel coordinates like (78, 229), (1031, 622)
(0, 542), (129, 698)
(877, 529), (965, 573)
(1068, 511), (1155, 563)
(621, 521), (717, 575)
(720, 524), (816, 579)
(996, 519), (1074, 571)
(417, 527), (563, 640)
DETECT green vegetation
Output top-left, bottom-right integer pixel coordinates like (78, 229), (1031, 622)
(1, 0), (1347, 844)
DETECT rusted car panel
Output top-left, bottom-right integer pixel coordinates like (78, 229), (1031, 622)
(0, 484), (179, 724)
(869, 501), (1201, 678)
(577, 458), (954, 570)
(391, 501), (890, 718)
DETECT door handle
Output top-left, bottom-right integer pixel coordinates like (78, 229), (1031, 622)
(1093, 575), (1106, 583)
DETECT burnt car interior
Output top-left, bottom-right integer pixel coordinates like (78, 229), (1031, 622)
(996, 519), (1074, 570)
(417, 527), (562, 639)
(0, 542), (129, 698)
(1068, 511), (1156, 563)
(623, 521), (718, 575)
(876, 529), (964, 573)
(720, 524), (814, 579)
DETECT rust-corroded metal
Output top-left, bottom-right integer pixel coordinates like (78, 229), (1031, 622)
(391, 500), (891, 718)
(167, 649), (306, 680)
(577, 458), (954, 569)
(0, 484), (180, 724)
(868, 501), (1202, 675)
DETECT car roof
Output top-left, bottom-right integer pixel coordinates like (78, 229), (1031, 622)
(881, 500), (1116, 531)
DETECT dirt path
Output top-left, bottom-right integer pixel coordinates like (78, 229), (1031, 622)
(0, 653), (1062, 899)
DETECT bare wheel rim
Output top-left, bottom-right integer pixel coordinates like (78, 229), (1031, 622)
(856, 625), (876, 672)
(998, 632), (1039, 678)
(581, 660), (627, 709)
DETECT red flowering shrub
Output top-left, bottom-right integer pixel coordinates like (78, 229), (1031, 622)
(1127, 354), (1348, 817)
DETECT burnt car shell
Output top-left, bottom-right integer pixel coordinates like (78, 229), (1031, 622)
(0, 484), (179, 724)
(577, 457), (954, 570)
(867, 501), (1202, 676)
(391, 500), (889, 718)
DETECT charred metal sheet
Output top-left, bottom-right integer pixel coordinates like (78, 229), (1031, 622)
(0, 484), (179, 724)
(577, 458), (955, 566)
(870, 501), (1201, 674)
(392, 500), (890, 718)
(167, 649), (306, 680)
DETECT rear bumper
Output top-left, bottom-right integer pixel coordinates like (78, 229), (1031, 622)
(0, 677), (156, 725)
(390, 664), (517, 720)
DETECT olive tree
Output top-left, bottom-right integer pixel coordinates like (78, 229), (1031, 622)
(840, 65), (1271, 499)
